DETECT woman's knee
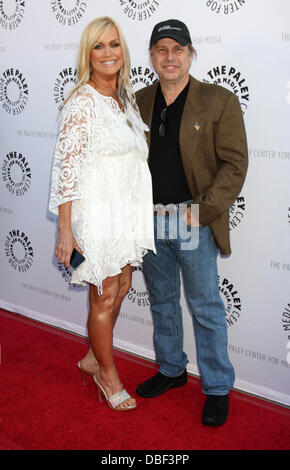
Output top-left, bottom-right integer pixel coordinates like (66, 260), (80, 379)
(89, 278), (120, 311)
(117, 266), (132, 299)
(118, 278), (131, 299)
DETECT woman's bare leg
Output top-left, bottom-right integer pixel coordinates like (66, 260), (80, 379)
(80, 265), (132, 374)
(112, 264), (132, 325)
(87, 268), (135, 409)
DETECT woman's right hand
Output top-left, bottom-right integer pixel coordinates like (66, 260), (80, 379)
(55, 228), (83, 269)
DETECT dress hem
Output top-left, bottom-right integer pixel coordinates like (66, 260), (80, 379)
(70, 247), (154, 295)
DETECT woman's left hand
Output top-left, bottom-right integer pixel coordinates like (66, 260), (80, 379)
(55, 228), (83, 268)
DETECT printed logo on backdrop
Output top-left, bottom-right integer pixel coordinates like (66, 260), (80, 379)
(126, 266), (150, 307)
(51, 0), (87, 26)
(248, 148), (290, 161)
(203, 65), (249, 113)
(205, 0), (247, 15)
(229, 196), (245, 231)
(119, 0), (160, 21)
(56, 261), (83, 288)
(0, 0), (25, 30)
(2, 151), (31, 196)
(0, 68), (28, 115)
(282, 303), (290, 342)
(130, 65), (158, 91)
(282, 303), (290, 365)
(218, 276), (241, 327)
(5, 229), (34, 272)
(54, 68), (77, 109)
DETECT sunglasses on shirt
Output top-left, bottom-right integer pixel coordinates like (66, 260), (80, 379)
(159, 107), (167, 138)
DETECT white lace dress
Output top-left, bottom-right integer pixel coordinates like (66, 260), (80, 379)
(49, 84), (155, 292)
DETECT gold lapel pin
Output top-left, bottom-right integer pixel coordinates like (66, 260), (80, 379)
(194, 122), (200, 132)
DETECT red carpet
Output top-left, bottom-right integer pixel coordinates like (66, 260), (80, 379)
(0, 308), (289, 451)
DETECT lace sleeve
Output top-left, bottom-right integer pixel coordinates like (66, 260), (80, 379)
(49, 89), (93, 215)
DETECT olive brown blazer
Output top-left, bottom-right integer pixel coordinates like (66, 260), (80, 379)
(136, 75), (248, 255)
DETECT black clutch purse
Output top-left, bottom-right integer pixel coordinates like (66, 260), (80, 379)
(70, 249), (85, 268)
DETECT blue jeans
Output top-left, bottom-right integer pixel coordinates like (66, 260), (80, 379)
(142, 205), (235, 395)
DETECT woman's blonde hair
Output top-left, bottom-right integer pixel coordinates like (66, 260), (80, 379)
(63, 16), (135, 108)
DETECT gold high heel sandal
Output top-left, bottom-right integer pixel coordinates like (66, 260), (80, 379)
(93, 375), (137, 411)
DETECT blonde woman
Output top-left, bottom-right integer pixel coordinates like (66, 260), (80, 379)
(49, 17), (155, 411)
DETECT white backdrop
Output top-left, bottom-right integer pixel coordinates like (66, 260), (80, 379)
(0, 0), (289, 406)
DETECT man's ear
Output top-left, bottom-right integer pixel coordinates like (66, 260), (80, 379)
(149, 48), (153, 64)
(189, 48), (194, 62)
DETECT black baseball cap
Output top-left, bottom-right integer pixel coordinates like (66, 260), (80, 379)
(149, 19), (192, 47)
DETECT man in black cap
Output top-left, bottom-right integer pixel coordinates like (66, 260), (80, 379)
(135, 19), (248, 426)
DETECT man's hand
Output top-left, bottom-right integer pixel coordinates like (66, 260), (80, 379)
(184, 205), (201, 227)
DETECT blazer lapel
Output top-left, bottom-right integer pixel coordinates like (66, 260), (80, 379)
(179, 75), (204, 176)
(141, 76), (204, 171)
(139, 81), (159, 153)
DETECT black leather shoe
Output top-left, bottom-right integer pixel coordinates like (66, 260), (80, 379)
(136, 370), (187, 398)
(202, 394), (229, 426)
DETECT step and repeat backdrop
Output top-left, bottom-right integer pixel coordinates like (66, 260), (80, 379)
(0, 0), (289, 405)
